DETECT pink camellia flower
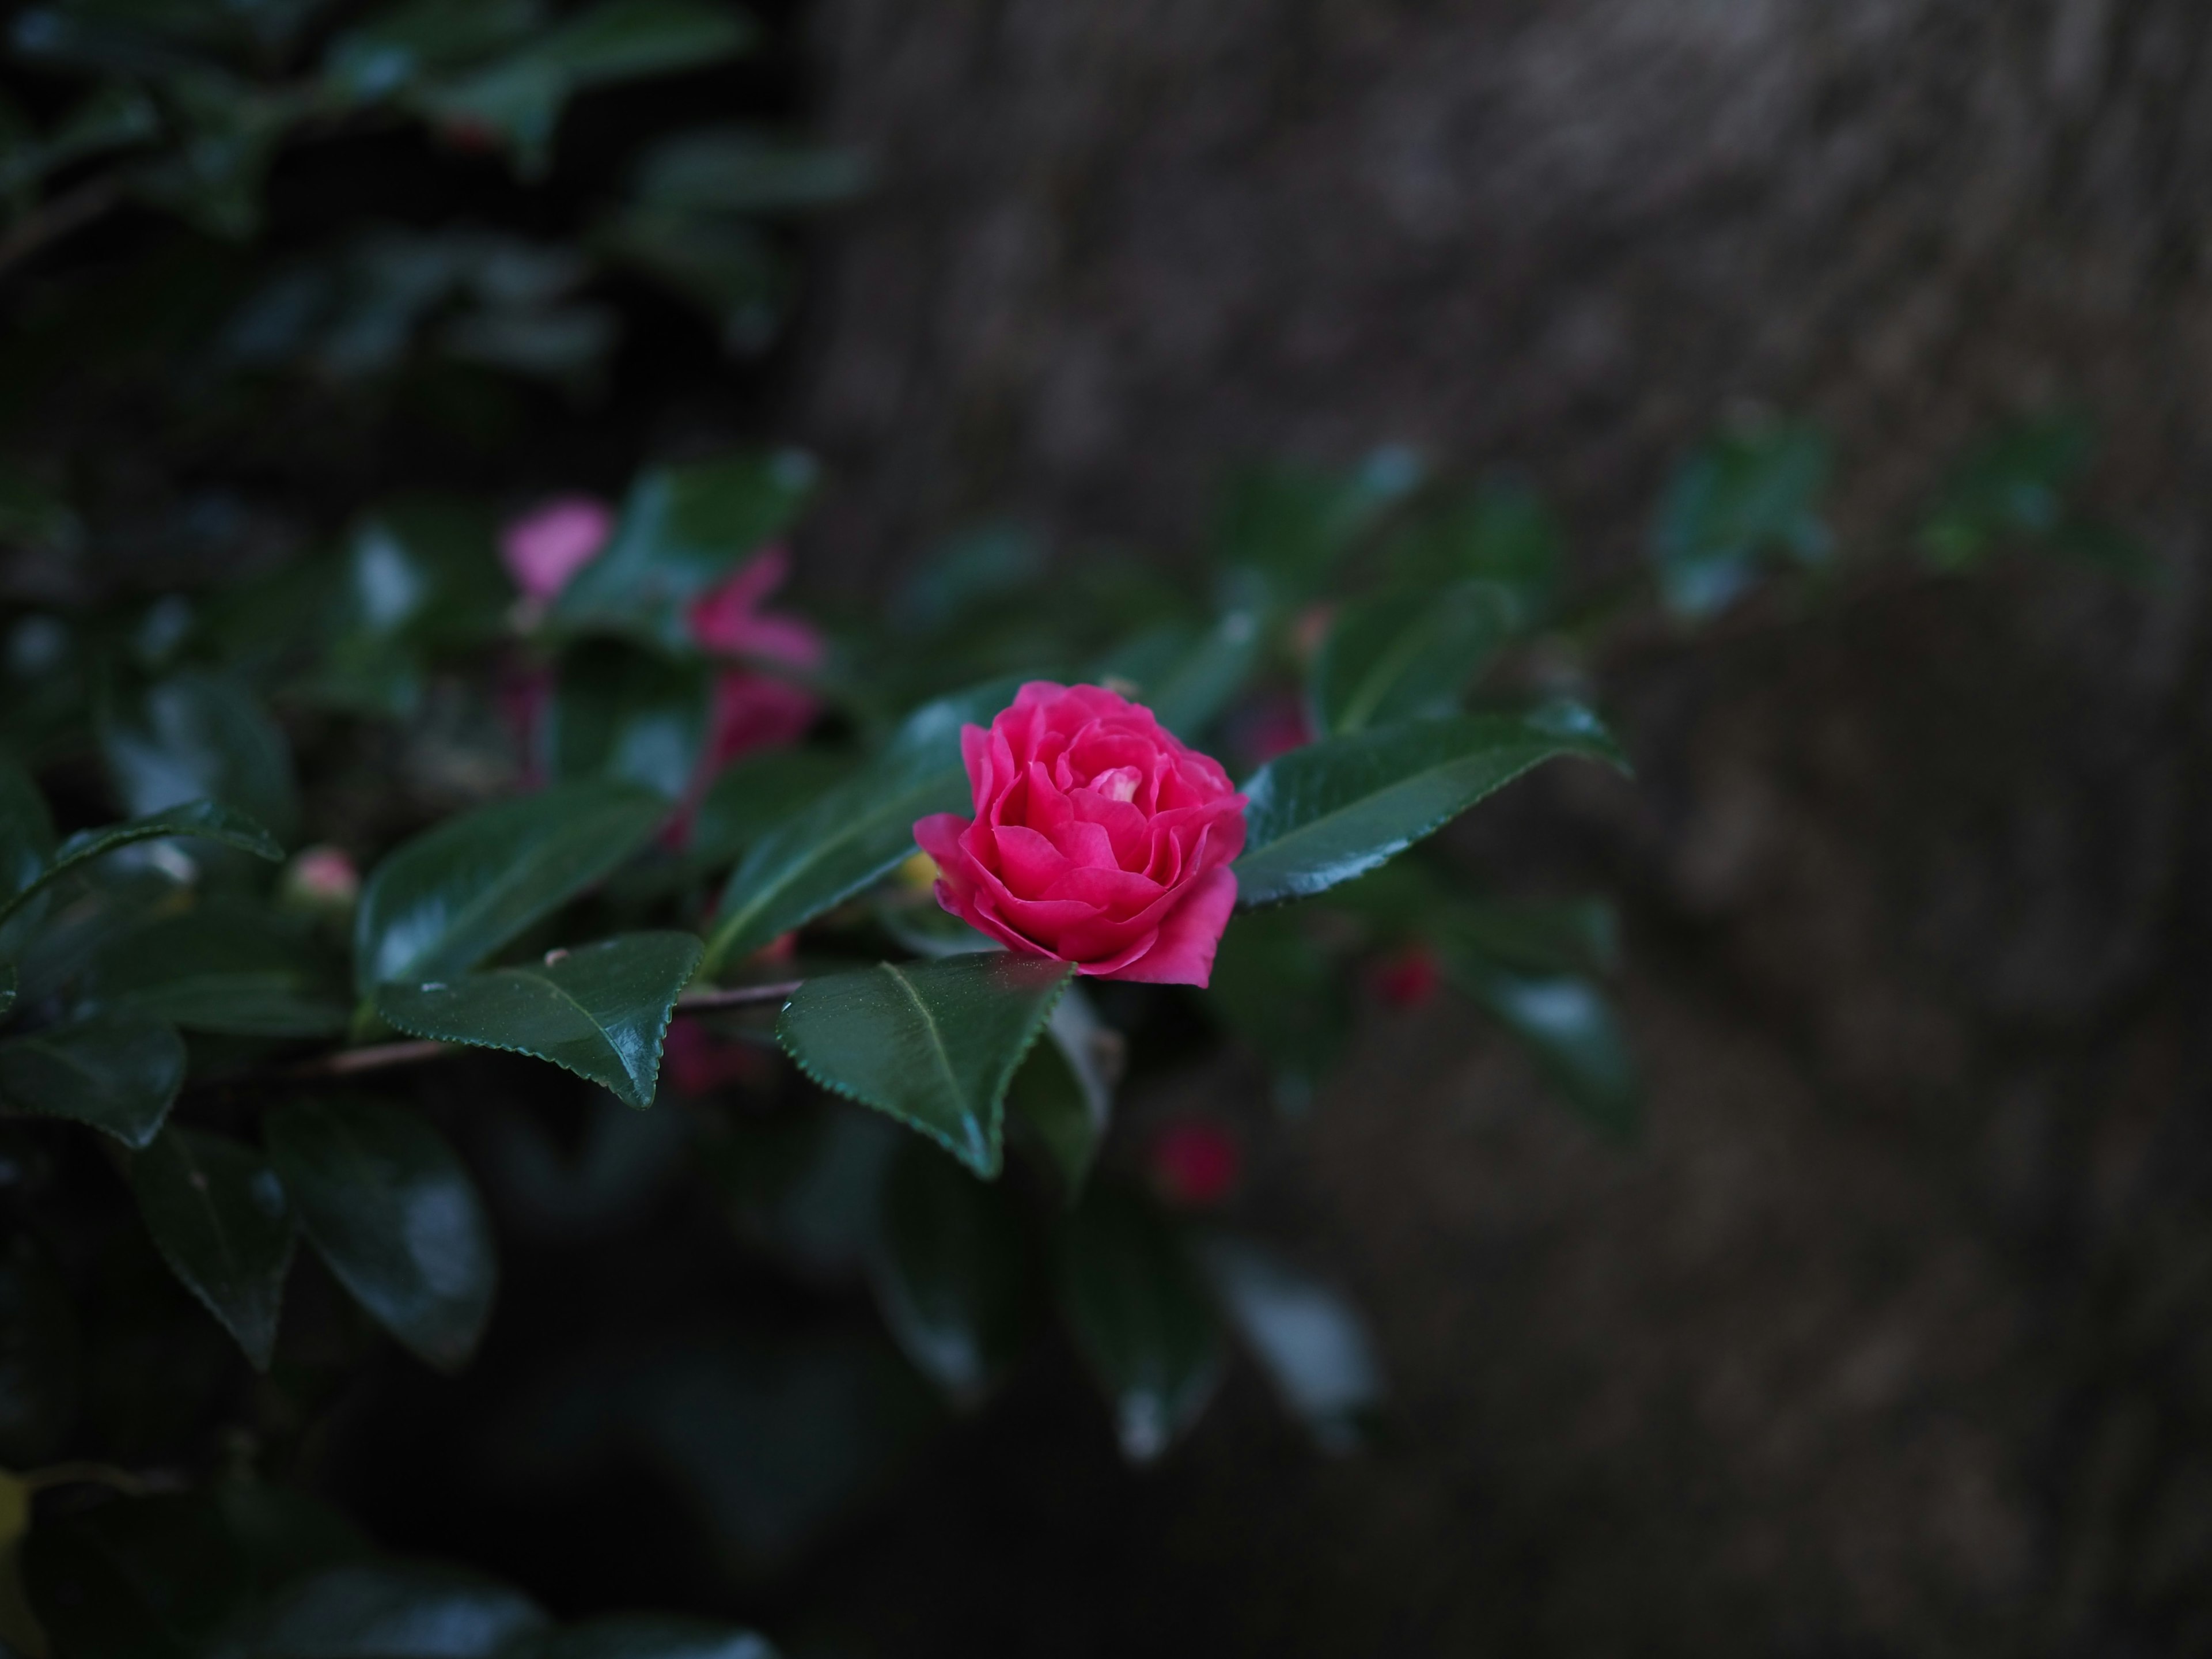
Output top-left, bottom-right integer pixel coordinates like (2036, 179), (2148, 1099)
(689, 547), (827, 767)
(914, 681), (1247, 987)
(1148, 1120), (1242, 1208)
(501, 495), (614, 602)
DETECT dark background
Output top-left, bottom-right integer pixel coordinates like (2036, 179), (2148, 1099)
(761, 1), (2212, 1652)
(19, 1), (2212, 1653)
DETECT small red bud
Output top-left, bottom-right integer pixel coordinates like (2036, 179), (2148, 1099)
(1374, 942), (1442, 1009)
(1148, 1121), (1241, 1208)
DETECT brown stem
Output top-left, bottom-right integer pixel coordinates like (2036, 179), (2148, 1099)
(235, 979), (805, 1088)
(0, 177), (123, 278)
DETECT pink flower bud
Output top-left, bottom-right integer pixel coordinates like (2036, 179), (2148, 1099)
(501, 497), (614, 603)
(914, 682), (1248, 987)
(1373, 942), (1442, 1009)
(283, 846), (359, 911)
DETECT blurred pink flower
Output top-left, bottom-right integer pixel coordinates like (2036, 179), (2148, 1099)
(282, 845), (360, 914)
(1234, 690), (1315, 767)
(501, 496), (614, 602)
(688, 547), (826, 770)
(688, 547), (825, 672)
(661, 1020), (767, 1096)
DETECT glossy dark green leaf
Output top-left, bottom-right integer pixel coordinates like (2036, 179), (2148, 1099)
(127, 1127), (294, 1370)
(1389, 479), (1564, 626)
(1195, 1234), (1382, 1452)
(551, 450), (810, 646)
(92, 896), (349, 1036)
(545, 640), (710, 801)
(0, 962), (13, 1022)
(1005, 986), (1115, 1196)
(1449, 959), (1639, 1138)
(0, 1232), (78, 1465)
(354, 780), (665, 993)
(0, 798), (282, 931)
(213, 1560), (547, 1657)
(265, 1099), (497, 1371)
(99, 666), (299, 844)
(1308, 581), (1512, 734)
(376, 932), (702, 1108)
(310, 499), (507, 714)
(868, 1138), (1031, 1404)
(703, 679), (1023, 972)
(1058, 1184), (1225, 1461)
(1651, 420), (1832, 618)
(0, 1011), (185, 1147)
(1236, 706), (1625, 906)
(23, 1494), (251, 1659)
(505, 1619), (778, 1659)
(426, 0), (756, 175)
(777, 953), (1073, 1177)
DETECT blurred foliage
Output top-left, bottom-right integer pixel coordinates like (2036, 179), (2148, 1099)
(0, 1), (2154, 1651)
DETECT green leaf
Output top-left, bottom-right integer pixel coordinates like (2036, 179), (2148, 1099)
(867, 1138), (1031, 1404)
(1207, 907), (1346, 1113)
(23, 1494), (251, 1659)
(0, 1010), (185, 1147)
(354, 779), (665, 993)
(1212, 449), (1421, 597)
(213, 1560), (547, 1657)
(1140, 606), (1266, 741)
(634, 125), (868, 215)
(1389, 479), (1564, 626)
(264, 1099), (497, 1372)
(0, 798), (283, 931)
(0, 762), (54, 908)
(596, 208), (784, 355)
(99, 666), (300, 844)
(1651, 420), (1832, 618)
(1194, 1234), (1382, 1452)
(503, 1618), (778, 1659)
(323, 0), (543, 100)
(1004, 986), (1115, 1196)
(1307, 581), (1512, 735)
(777, 953), (1073, 1177)
(376, 931), (703, 1108)
(213, 1484), (375, 1596)
(0, 1233), (79, 1465)
(1058, 1184), (1225, 1461)
(686, 748), (851, 874)
(425, 0), (756, 175)
(1918, 411), (2107, 572)
(1234, 706), (1626, 906)
(91, 896), (350, 1036)
(310, 499), (508, 715)
(544, 640), (710, 801)
(1447, 957), (1639, 1138)
(702, 678), (1023, 973)
(551, 450), (812, 647)
(127, 1127), (295, 1370)
(0, 961), (11, 1021)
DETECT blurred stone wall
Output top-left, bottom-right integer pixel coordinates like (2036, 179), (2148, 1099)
(785, 1), (2212, 1651)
